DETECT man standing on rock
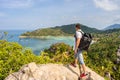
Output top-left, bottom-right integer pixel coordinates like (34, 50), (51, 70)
(71, 23), (88, 78)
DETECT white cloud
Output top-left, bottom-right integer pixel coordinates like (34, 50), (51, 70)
(0, 0), (33, 8)
(93, 0), (119, 11)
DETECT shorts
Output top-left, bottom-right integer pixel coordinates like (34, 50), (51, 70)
(74, 50), (85, 64)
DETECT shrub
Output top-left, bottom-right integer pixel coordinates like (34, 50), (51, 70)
(0, 40), (51, 79)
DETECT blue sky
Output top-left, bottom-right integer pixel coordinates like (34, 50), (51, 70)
(0, 0), (120, 30)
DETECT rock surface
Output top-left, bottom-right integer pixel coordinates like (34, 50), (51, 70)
(5, 62), (104, 80)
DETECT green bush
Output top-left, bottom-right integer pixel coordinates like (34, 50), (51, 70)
(0, 40), (51, 80)
(44, 42), (74, 64)
(0, 41), (74, 79)
(85, 32), (120, 80)
(1, 30), (120, 80)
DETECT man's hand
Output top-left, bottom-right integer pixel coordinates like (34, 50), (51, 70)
(75, 38), (80, 54)
(74, 49), (77, 54)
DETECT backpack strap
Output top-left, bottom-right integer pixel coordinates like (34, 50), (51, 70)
(78, 30), (84, 34)
(74, 30), (84, 39)
(77, 30), (84, 37)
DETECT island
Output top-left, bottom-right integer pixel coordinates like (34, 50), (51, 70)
(20, 23), (101, 38)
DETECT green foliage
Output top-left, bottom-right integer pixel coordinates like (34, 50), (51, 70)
(102, 28), (120, 34)
(1, 29), (120, 80)
(0, 40), (51, 80)
(0, 41), (74, 80)
(44, 43), (74, 64)
(21, 23), (102, 36)
(85, 31), (120, 80)
(21, 23), (120, 37)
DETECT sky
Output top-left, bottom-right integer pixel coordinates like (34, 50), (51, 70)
(0, 0), (120, 30)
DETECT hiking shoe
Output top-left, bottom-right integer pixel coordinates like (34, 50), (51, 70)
(80, 73), (88, 78)
(70, 63), (77, 68)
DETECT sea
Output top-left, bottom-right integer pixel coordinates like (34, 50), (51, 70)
(0, 30), (74, 55)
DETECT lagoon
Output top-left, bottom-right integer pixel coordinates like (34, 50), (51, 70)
(0, 30), (74, 55)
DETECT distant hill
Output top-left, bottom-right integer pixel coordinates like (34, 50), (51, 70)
(104, 24), (120, 30)
(102, 28), (120, 33)
(21, 23), (101, 36)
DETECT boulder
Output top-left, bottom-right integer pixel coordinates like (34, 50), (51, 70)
(5, 62), (105, 80)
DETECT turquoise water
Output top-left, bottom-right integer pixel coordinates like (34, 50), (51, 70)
(0, 30), (74, 55)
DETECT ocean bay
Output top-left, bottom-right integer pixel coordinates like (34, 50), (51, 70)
(1, 30), (74, 55)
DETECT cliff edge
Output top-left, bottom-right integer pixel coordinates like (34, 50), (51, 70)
(5, 62), (104, 80)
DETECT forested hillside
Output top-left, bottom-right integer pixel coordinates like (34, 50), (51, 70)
(21, 23), (101, 36)
(87, 30), (120, 80)
(21, 23), (120, 37)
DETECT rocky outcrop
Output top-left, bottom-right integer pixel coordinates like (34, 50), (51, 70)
(5, 62), (104, 80)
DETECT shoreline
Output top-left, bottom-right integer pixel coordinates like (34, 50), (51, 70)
(19, 36), (97, 43)
(19, 35), (74, 39)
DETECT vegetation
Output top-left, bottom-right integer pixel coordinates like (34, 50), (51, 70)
(44, 43), (74, 64)
(0, 40), (51, 80)
(0, 40), (75, 80)
(21, 23), (120, 37)
(102, 28), (120, 34)
(21, 23), (101, 36)
(1, 28), (120, 80)
(43, 31), (120, 80)
(86, 31), (120, 80)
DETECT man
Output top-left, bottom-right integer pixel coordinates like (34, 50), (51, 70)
(71, 24), (87, 78)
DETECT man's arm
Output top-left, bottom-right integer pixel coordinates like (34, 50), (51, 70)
(75, 38), (81, 53)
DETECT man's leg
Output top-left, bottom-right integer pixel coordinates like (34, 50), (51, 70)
(78, 50), (87, 77)
(75, 58), (78, 65)
(81, 64), (86, 74)
(74, 52), (79, 66)
(71, 53), (78, 67)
